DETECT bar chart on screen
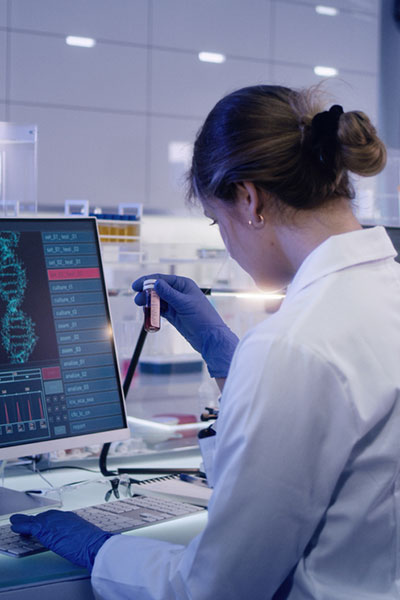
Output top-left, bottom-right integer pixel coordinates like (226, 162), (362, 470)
(0, 368), (51, 443)
(0, 369), (49, 443)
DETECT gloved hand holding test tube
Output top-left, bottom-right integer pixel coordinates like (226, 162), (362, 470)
(132, 273), (239, 379)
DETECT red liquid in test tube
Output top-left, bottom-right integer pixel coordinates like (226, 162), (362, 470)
(143, 279), (160, 333)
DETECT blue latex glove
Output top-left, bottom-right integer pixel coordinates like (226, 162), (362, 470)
(132, 274), (239, 378)
(10, 510), (112, 571)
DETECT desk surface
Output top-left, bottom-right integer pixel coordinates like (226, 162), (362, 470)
(0, 449), (207, 597)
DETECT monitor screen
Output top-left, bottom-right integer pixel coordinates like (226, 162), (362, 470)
(0, 218), (129, 461)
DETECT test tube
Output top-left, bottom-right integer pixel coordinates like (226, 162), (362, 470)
(143, 279), (161, 332)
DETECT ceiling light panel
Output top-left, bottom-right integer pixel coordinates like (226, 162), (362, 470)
(198, 51), (226, 64)
(66, 36), (96, 48)
(315, 5), (339, 16)
(314, 65), (338, 77)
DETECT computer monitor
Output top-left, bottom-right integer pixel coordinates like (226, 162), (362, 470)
(0, 217), (129, 516)
(385, 226), (400, 263)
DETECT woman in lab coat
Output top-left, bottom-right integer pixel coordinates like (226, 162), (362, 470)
(12, 85), (400, 599)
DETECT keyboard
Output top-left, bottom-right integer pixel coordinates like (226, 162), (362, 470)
(0, 494), (205, 558)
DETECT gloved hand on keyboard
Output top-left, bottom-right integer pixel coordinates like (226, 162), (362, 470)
(132, 273), (239, 378)
(10, 510), (112, 571)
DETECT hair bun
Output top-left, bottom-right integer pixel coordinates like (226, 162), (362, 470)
(188, 84), (387, 211)
(338, 111), (386, 177)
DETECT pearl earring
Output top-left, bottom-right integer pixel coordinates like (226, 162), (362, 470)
(248, 216), (264, 227)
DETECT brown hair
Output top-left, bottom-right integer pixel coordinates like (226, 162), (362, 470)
(187, 85), (386, 211)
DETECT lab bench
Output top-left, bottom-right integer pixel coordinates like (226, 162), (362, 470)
(0, 448), (207, 599)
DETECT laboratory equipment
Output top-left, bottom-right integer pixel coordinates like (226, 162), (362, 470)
(0, 217), (129, 517)
(90, 211), (142, 266)
(143, 279), (161, 333)
(64, 199), (89, 216)
(92, 213), (140, 246)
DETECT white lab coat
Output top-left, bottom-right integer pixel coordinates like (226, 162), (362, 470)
(92, 226), (400, 600)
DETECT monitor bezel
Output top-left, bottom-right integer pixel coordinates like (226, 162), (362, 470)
(0, 217), (130, 461)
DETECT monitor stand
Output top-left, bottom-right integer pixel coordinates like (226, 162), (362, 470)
(0, 486), (61, 521)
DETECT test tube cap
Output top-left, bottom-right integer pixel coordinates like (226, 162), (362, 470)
(143, 278), (157, 290)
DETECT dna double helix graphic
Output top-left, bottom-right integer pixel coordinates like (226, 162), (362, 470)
(0, 232), (38, 363)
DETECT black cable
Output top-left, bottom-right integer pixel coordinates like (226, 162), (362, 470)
(99, 321), (203, 477)
(99, 442), (115, 477)
(100, 324), (148, 477)
(122, 325), (148, 398)
(100, 284), (220, 477)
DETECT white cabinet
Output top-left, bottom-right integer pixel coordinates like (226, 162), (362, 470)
(10, 32), (148, 112)
(271, 64), (378, 123)
(10, 0), (148, 44)
(152, 0), (272, 59)
(148, 115), (202, 212)
(151, 48), (270, 118)
(9, 104), (147, 210)
(274, 1), (379, 74)
(0, 31), (7, 101)
(1, 0), (381, 213)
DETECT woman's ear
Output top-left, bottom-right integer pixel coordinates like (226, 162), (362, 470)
(236, 182), (265, 228)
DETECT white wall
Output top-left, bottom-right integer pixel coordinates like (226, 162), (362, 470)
(0, 0), (381, 213)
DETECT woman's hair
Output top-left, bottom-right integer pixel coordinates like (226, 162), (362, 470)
(187, 85), (386, 212)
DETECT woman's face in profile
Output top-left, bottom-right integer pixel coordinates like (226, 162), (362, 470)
(201, 196), (291, 291)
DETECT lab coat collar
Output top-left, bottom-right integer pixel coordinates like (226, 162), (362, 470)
(285, 226), (397, 300)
